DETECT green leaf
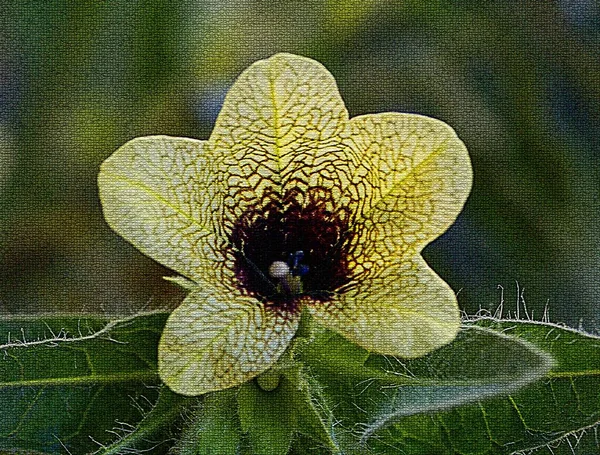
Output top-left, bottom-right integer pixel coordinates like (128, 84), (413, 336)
(0, 312), (169, 454)
(4, 309), (597, 455)
(301, 321), (553, 453)
(178, 388), (243, 455)
(364, 318), (600, 454)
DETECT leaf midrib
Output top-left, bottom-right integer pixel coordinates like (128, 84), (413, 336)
(0, 371), (158, 389)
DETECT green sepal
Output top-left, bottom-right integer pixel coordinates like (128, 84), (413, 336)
(178, 388), (243, 455)
(238, 377), (296, 455)
(288, 368), (341, 454)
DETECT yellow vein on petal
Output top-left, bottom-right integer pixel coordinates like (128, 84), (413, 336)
(325, 138), (452, 260)
(167, 306), (258, 378)
(102, 171), (214, 237)
(328, 298), (457, 327)
(337, 125), (430, 208)
(268, 62), (285, 202)
(353, 139), (451, 226)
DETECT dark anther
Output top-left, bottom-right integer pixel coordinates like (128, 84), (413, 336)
(293, 264), (310, 277)
(288, 251), (309, 277)
(288, 250), (304, 268)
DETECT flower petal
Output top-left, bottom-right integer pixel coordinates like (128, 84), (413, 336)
(98, 136), (223, 283)
(345, 113), (472, 263)
(310, 113), (470, 356)
(159, 285), (299, 395)
(209, 53), (356, 228)
(309, 255), (459, 357)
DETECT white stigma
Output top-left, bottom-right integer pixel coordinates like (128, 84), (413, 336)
(269, 261), (290, 279)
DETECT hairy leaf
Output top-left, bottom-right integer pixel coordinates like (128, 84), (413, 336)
(301, 320), (553, 452)
(3, 310), (597, 455)
(364, 318), (600, 454)
(97, 386), (192, 455)
(0, 312), (169, 454)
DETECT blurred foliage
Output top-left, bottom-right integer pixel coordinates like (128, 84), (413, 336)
(1, 1), (599, 330)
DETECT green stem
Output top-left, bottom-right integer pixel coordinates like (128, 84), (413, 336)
(295, 308), (313, 339)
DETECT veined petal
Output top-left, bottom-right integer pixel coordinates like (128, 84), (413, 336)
(98, 136), (224, 283)
(159, 284), (299, 395)
(309, 255), (460, 357)
(344, 113), (472, 277)
(311, 113), (469, 356)
(209, 53), (358, 229)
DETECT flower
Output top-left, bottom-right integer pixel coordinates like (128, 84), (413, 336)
(98, 53), (472, 396)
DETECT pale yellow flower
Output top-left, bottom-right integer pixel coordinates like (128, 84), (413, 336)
(98, 53), (472, 396)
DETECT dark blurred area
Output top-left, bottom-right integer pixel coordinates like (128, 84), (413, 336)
(1, 1), (599, 330)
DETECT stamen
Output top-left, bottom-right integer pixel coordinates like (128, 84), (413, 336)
(268, 261), (290, 279)
(288, 251), (310, 277)
(268, 259), (304, 295)
(293, 264), (310, 277)
(288, 250), (304, 269)
(229, 188), (353, 304)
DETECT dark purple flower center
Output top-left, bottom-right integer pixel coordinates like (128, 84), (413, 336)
(228, 187), (354, 311)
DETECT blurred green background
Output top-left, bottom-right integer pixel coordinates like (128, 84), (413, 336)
(1, 1), (599, 330)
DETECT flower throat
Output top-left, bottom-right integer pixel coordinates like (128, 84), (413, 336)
(229, 188), (354, 309)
